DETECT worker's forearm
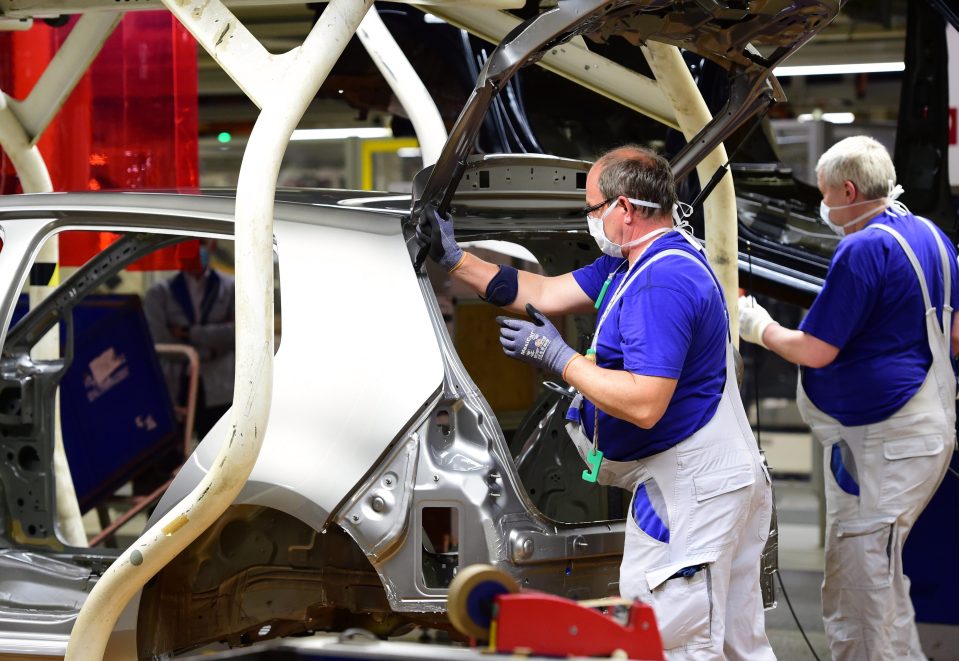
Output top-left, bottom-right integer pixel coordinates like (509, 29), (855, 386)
(450, 252), (549, 315)
(448, 251), (497, 296)
(762, 324), (809, 364)
(762, 323), (835, 368)
(562, 356), (671, 429)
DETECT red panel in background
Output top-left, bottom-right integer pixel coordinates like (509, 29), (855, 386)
(0, 13), (199, 270)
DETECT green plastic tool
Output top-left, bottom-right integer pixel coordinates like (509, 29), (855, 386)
(581, 447), (603, 483)
(594, 276), (612, 310)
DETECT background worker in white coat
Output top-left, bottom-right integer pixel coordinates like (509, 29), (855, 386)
(739, 135), (959, 660)
(418, 145), (775, 659)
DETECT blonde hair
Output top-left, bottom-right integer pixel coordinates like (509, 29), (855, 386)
(815, 135), (896, 200)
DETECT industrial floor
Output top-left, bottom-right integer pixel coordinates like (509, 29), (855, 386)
(765, 479), (829, 661)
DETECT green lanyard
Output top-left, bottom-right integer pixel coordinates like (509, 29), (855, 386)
(586, 262), (628, 363)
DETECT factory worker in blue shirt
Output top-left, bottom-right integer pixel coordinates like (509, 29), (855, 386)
(739, 135), (959, 661)
(419, 146), (775, 660)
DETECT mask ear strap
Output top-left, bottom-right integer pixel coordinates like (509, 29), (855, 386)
(626, 197), (663, 211)
(886, 183), (910, 215)
(672, 201), (693, 224)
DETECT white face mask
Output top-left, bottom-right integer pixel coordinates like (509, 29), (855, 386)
(586, 197), (667, 258)
(820, 182), (905, 237)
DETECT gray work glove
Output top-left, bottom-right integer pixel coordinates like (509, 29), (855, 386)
(739, 295), (775, 349)
(414, 205), (464, 271)
(497, 304), (578, 376)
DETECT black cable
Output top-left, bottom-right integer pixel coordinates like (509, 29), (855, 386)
(774, 569), (823, 661)
(493, 94), (527, 153)
(747, 242), (820, 661)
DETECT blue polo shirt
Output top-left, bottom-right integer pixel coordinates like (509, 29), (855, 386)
(800, 209), (959, 426)
(569, 232), (728, 461)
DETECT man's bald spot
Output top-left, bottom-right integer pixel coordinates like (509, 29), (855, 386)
(594, 146), (656, 173)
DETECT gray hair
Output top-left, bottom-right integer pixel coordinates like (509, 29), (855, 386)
(815, 135), (896, 200)
(595, 145), (677, 219)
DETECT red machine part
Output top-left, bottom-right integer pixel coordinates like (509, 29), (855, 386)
(492, 592), (664, 660)
(0, 12), (198, 270)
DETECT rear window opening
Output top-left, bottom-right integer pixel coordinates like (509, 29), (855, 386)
(1, 230), (282, 549)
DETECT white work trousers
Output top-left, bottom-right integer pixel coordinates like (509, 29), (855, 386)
(800, 369), (952, 661)
(569, 344), (775, 660)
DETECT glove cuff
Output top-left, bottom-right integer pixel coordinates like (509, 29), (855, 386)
(561, 353), (583, 381)
(448, 252), (467, 273)
(440, 245), (464, 271)
(755, 319), (774, 349)
(551, 343), (578, 377)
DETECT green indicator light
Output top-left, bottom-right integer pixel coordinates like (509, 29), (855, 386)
(217, 131), (232, 144)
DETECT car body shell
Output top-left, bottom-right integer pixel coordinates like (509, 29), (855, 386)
(0, 153), (826, 656)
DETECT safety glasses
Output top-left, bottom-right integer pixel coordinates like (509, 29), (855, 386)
(582, 196), (616, 218)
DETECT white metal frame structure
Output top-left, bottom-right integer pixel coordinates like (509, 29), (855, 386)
(357, 8), (447, 166)
(58, 2), (509, 657)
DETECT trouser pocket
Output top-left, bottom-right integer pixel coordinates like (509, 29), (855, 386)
(649, 565), (712, 651)
(689, 464), (755, 552)
(878, 434), (945, 509)
(834, 518), (895, 590)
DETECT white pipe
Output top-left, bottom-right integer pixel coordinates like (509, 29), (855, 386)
(0, 92), (52, 192)
(65, 1), (373, 658)
(158, 0), (288, 110)
(356, 7), (447, 166)
(641, 43), (741, 345)
(8, 12), (120, 144)
(0, 90), (87, 548)
(49, 394), (86, 547)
